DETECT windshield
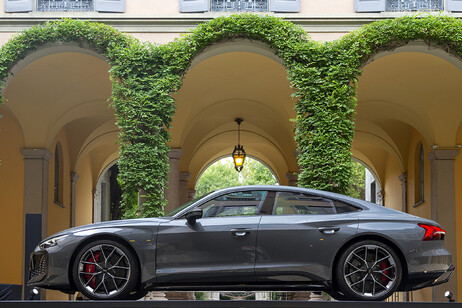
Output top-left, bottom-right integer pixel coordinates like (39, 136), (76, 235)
(164, 191), (214, 217)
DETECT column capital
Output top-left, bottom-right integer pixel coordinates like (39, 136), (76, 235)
(428, 149), (459, 161)
(168, 148), (183, 159)
(188, 190), (196, 201)
(286, 172), (298, 186)
(70, 172), (80, 183)
(21, 148), (52, 160)
(180, 172), (191, 182)
(398, 172), (408, 184)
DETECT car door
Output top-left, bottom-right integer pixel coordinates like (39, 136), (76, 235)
(255, 191), (359, 282)
(156, 190), (269, 284)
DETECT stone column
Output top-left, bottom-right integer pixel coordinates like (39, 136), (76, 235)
(285, 172), (298, 186)
(165, 149), (183, 214)
(398, 174), (410, 302)
(398, 172), (409, 302)
(188, 189), (196, 201)
(70, 172), (79, 227)
(428, 149), (458, 302)
(179, 172), (191, 206)
(21, 148), (52, 300)
(399, 173), (408, 213)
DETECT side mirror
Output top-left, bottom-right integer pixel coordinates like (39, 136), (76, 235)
(185, 208), (203, 225)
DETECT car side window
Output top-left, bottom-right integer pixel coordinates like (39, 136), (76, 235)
(272, 192), (359, 215)
(199, 190), (268, 218)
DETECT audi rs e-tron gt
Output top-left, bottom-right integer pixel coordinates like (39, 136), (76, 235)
(29, 185), (453, 301)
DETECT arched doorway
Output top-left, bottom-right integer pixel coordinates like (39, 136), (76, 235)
(168, 40), (298, 212)
(94, 160), (123, 222)
(195, 156), (279, 196)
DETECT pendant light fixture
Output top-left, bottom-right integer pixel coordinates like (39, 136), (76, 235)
(232, 118), (246, 172)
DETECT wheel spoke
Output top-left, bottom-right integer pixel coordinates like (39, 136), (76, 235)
(100, 245), (108, 266)
(93, 278), (104, 294)
(110, 265), (130, 270)
(83, 272), (102, 287)
(113, 255), (125, 268)
(352, 252), (367, 265)
(375, 270), (394, 281)
(102, 274), (109, 295)
(89, 250), (102, 270)
(346, 268), (366, 277)
(106, 247), (117, 263)
(371, 275), (388, 291)
(107, 273), (120, 292)
(373, 255), (390, 267)
(350, 275), (367, 288)
(346, 261), (362, 271)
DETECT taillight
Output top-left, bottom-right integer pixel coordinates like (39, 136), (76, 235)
(418, 223), (446, 241)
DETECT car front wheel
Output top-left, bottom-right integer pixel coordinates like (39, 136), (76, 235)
(72, 239), (140, 300)
(335, 240), (402, 301)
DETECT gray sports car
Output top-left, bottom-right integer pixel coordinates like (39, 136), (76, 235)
(28, 185), (454, 301)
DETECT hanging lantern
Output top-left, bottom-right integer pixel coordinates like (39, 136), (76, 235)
(232, 118), (246, 172)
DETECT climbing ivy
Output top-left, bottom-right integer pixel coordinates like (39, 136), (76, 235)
(1, 14), (462, 217)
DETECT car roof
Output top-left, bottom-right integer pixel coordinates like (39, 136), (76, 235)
(172, 185), (372, 218)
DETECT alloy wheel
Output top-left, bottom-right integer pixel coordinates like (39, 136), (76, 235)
(343, 244), (397, 298)
(77, 244), (131, 297)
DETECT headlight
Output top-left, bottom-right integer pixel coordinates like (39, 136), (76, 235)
(39, 234), (68, 249)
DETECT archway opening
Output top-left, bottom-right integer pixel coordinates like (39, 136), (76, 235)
(350, 159), (382, 205)
(195, 156), (278, 196)
(95, 161), (123, 222)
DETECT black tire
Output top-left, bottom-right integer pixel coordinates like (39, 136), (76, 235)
(126, 290), (148, 300)
(72, 239), (140, 300)
(334, 240), (402, 301)
(327, 290), (347, 301)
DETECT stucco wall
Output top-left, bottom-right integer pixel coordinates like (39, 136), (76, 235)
(0, 107), (25, 285)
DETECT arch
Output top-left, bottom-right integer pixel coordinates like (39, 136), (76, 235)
(338, 15), (462, 70)
(4, 42), (108, 90)
(369, 40), (462, 72)
(190, 38), (283, 69)
(0, 19), (132, 99)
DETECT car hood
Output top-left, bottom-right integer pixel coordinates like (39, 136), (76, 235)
(43, 217), (169, 241)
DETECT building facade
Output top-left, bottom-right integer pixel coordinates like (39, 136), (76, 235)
(1, 0), (462, 302)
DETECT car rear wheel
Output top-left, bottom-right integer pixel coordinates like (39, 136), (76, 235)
(72, 239), (140, 300)
(335, 240), (402, 301)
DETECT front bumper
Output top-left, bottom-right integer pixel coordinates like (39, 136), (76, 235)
(28, 245), (73, 292)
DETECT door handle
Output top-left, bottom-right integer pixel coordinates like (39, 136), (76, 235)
(318, 227), (340, 235)
(230, 228), (252, 237)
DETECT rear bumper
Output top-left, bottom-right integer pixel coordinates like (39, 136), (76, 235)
(404, 264), (455, 291)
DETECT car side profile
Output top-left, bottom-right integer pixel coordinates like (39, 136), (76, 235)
(29, 185), (454, 301)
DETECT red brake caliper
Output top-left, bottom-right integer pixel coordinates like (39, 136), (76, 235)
(381, 260), (390, 285)
(84, 251), (101, 288)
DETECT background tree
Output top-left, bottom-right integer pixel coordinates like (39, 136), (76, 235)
(195, 157), (278, 196)
(347, 161), (366, 200)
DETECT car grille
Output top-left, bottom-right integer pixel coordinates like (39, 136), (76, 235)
(29, 251), (48, 283)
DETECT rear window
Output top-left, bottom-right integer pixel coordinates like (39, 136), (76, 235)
(273, 192), (361, 215)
